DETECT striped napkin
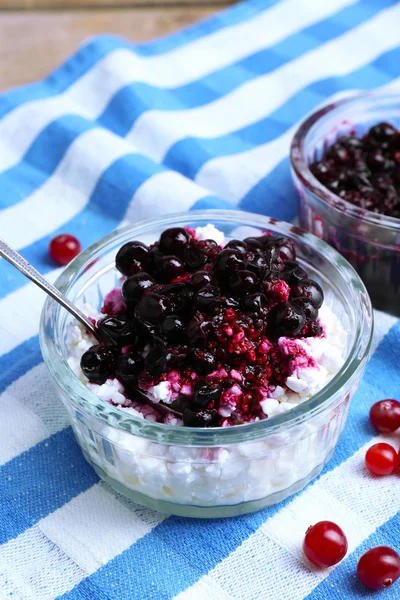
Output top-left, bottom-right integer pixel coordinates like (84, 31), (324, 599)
(1, 0), (400, 598)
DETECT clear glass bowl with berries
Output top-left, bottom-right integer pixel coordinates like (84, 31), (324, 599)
(40, 210), (372, 518)
(290, 90), (400, 315)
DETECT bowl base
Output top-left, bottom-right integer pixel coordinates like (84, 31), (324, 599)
(82, 448), (334, 518)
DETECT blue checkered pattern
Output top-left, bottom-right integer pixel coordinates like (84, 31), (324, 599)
(0, 1), (399, 598)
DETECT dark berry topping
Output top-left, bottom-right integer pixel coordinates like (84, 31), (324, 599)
(195, 286), (220, 311)
(115, 352), (144, 384)
(311, 122), (400, 217)
(159, 227), (190, 256)
(97, 317), (137, 346)
(81, 345), (116, 384)
(135, 293), (170, 323)
(116, 241), (149, 276)
(268, 301), (306, 338)
(93, 226), (326, 427)
(183, 244), (208, 270)
(191, 349), (216, 375)
(191, 270), (214, 290)
(157, 255), (185, 283)
(227, 269), (258, 297)
(182, 408), (216, 427)
(214, 249), (245, 279)
(161, 315), (186, 343)
(291, 279), (324, 309)
(122, 273), (154, 304)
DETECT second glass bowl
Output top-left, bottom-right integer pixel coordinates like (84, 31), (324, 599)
(40, 210), (373, 518)
(290, 91), (400, 315)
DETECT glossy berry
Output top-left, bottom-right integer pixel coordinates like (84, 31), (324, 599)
(122, 273), (154, 304)
(268, 301), (306, 338)
(145, 344), (167, 376)
(291, 278), (324, 309)
(369, 399), (400, 433)
(227, 270), (258, 297)
(357, 546), (400, 590)
(224, 239), (248, 255)
(214, 249), (245, 279)
(191, 270), (214, 290)
(196, 286), (220, 311)
(193, 381), (220, 407)
(191, 349), (216, 375)
(135, 293), (170, 323)
(182, 407), (215, 427)
(244, 236), (265, 250)
(80, 345), (116, 384)
(97, 317), (136, 347)
(365, 443), (398, 476)
(159, 227), (189, 256)
(115, 241), (149, 276)
(187, 319), (206, 348)
(115, 352), (144, 384)
(161, 315), (186, 343)
(281, 261), (308, 287)
(49, 234), (81, 266)
(241, 293), (267, 313)
(303, 521), (348, 567)
(157, 255), (185, 283)
(183, 244), (208, 270)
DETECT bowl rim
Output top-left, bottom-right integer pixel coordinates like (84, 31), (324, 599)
(39, 209), (373, 445)
(290, 89), (400, 232)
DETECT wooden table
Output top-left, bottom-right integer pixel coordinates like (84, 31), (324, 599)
(0, 2), (233, 93)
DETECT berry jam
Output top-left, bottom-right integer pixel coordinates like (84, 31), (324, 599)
(310, 122), (400, 218)
(80, 227), (324, 427)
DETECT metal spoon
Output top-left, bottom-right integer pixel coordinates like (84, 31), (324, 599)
(0, 238), (182, 418)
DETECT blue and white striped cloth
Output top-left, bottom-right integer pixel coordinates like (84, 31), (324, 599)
(1, 0), (400, 598)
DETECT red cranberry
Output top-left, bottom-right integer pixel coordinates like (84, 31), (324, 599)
(365, 442), (398, 476)
(224, 239), (248, 254)
(291, 279), (324, 309)
(214, 248), (245, 279)
(80, 345), (116, 384)
(115, 241), (149, 276)
(268, 301), (306, 338)
(135, 293), (170, 323)
(369, 399), (400, 433)
(183, 244), (208, 270)
(303, 521), (348, 567)
(122, 273), (154, 304)
(49, 234), (81, 266)
(161, 315), (186, 343)
(191, 349), (216, 374)
(159, 227), (189, 256)
(115, 352), (144, 384)
(157, 255), (185, 283)
(191, 270), (214, 290)
(357, 547), (400, 590)
(97, 317), (137, 346)
(227, 269), (258, 297)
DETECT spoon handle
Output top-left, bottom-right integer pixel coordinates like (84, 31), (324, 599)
(0, 238), (99, 340)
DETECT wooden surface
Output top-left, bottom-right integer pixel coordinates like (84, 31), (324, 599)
(0, 4), (231, 93)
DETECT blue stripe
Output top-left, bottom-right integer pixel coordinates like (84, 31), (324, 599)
(59, 321), (400, 599)
(0, 337), (42, 393)
(0, 428), (98, 544)
(100, 0), (387, 140)
(306, 514), (400, 600)
(166, 42), (400, 182)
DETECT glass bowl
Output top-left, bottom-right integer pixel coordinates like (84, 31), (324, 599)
(290, 90), (400, 315)
(39, 210), (373, 518)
